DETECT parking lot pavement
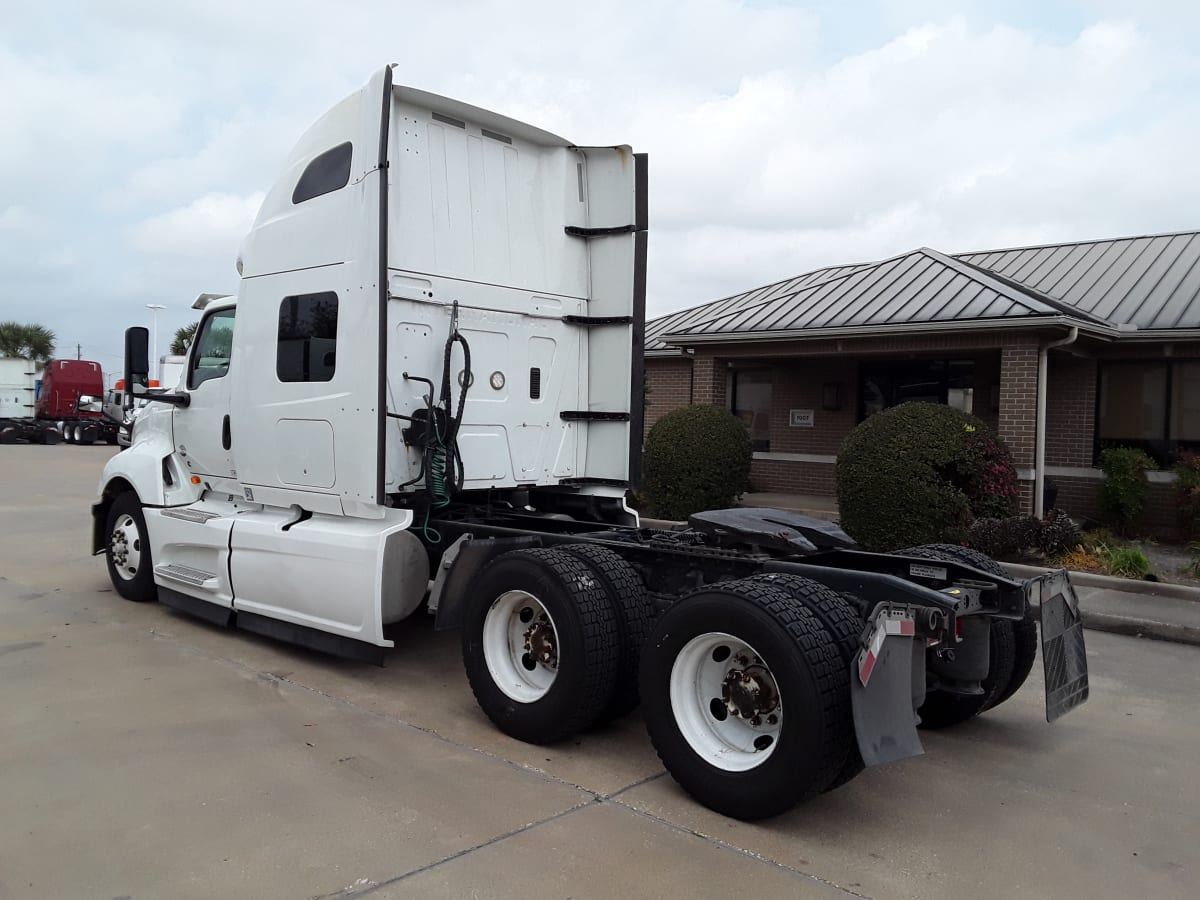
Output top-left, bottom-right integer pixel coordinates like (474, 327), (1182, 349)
(1, 444), (1198, 899)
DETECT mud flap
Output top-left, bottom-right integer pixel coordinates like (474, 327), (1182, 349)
(851, 608), (924, 767)
(1034, 570), (1089, 721)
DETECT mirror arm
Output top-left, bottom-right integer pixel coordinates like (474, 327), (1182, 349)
(143, 393), (191, 408)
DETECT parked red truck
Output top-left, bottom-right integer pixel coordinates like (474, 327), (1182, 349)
(0, 358), (119, 445)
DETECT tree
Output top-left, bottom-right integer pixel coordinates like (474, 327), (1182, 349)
(170, 321), (199, 355)
(0, 321), (56, 363)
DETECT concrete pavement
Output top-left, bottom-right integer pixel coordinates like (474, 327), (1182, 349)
(1, 445), (1198, 899)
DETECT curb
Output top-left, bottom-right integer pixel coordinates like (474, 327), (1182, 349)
(1025, 594), (1200, 649)
(1004, 562), (1200, 602)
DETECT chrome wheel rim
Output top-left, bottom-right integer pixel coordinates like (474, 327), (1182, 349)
(109, 514), (142, 581)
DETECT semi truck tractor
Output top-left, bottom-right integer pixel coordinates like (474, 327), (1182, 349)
(0, 358), (119, 445)
(93, 66), (1089, 820)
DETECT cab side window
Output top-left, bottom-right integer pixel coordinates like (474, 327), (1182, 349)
(277, 292), (338, 383)
(188, 309), (236, 390)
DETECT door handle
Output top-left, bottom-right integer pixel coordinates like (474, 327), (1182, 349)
(222, 415), (231, 451)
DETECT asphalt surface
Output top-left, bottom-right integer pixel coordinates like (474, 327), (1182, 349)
(1, 444), (1197, 899)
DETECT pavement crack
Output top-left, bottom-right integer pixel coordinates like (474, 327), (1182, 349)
(606, 797), (873, 899)
(314, 801), (593, 898)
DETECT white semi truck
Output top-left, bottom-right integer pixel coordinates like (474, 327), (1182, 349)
(94, 66), (1089, 820)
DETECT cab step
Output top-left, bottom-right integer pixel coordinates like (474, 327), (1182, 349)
(155, 563), (219, 590)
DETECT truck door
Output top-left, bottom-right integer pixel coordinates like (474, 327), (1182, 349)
(173, 307), (237, 485)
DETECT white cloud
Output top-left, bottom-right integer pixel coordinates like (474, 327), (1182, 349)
(129, 191), (264, 260)
(1, 1), (1199, 362)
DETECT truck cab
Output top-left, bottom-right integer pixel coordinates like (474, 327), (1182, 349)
(93, 66), (645, 656)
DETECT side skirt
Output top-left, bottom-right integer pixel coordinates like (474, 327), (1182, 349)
(237, 610), (386, 666)
(158, 588), (385, 666)
(160, 587), (235, 627)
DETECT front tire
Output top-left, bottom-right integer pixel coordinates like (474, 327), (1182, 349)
(105, 492), (157, 602)
(462, 548), (620, 745)
(640, 579), (852, 820)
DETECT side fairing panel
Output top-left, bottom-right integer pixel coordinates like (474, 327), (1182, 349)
(229, 506), (422, 646)
(231, 69), (391, 513)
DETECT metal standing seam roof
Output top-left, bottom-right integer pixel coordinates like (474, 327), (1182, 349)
(643, 263), (867, 353)
(956, 231), (1200, 331)
(646, 229), (1200, 350)
(660, 247), (1116, 343)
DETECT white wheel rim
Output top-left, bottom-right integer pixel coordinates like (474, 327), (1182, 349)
(669, 632), (783, 772)
(110, 514), (142, 581)
(482, 590), (559, 703)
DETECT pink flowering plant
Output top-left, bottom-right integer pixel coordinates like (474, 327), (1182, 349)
(955, 427), (1019, 519)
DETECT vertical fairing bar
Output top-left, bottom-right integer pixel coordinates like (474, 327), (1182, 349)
(628, 153), (648, 488)
(376, 64), (394, 505)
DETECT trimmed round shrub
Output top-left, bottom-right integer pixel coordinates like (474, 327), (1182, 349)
(837, 402), (1018, 551)
(643, 405), (752, 520)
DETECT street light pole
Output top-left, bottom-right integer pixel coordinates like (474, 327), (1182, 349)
(145, 304), (165, 383)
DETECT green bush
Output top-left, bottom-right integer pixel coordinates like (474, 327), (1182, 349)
(1098, 447), (1156, 533)
(837, 402), (1018, 551)
(1100, 544), (1151, 578)
(642, 405), (752, 520)
(1174, 452), (1200, 539)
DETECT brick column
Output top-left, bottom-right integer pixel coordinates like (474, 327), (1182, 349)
(998, 338), (1039, 514)
(692, 354), (727, 406)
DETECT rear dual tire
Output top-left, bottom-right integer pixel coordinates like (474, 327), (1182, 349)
(462, 548), (620, 745)
(640, 579), (854, 820)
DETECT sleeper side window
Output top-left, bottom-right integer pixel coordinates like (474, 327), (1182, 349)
(187, 309), (236, 390)
(277, 292), (338, 383)
(291, 142), (353, 204)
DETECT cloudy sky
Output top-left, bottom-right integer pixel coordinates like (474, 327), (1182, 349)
(3, 0), (1199, 377)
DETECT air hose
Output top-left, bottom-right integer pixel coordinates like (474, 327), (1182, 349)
(410, 302), (471, 543)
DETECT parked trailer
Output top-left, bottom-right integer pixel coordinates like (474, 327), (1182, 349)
(92, 67), (1088, 820)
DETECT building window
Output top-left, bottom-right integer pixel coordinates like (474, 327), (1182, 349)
(291, 142), (353, 204)
(1098, 361), (1200, 464)
(731, 369), (771, 452)
(859, 359), (974, 419)
(277, 292), (338, 383)
(188, 309), (235, 389)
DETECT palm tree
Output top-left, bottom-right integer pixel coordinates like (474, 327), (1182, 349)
(0, 321), (56, 362)
(0, 322), (20, 358)
(171, 321), (199, 355)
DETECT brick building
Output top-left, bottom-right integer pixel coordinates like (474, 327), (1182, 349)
(644, 232), (1200, 531)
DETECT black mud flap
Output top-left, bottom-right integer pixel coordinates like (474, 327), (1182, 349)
(850, 609), (925, 767)
(1034, 570), (1089, 721)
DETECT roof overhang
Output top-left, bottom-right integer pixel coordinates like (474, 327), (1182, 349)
(660, 315), (1121, 348)
(1104, 328), (1200, 342)
(645, 348), (692, 358)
